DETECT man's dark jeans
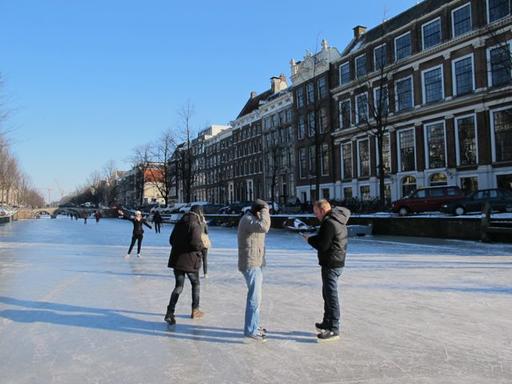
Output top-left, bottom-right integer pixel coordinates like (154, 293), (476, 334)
(168, 270), (200, 312)
(321, 266), (343, 333)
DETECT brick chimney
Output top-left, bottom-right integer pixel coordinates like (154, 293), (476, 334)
(271, 74), (288, 94)
(353, 25), (367, 39)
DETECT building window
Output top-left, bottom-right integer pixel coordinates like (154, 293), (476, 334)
(402, 176), (417, 196)
(296, 88), (305, 108)
(309, 146), (316, 175)
(422, 66), (444, 104)
(430, 173), (448, 186)
(488, 0), (511, 22)
(306, 82), (315, 105)
(376, 133), (391, 175)
(341, 142), (353, 179)
(356, 93), (369, 124)
(360, 185), (371, 200)
(298, 116), (305, 139)
(422, 18), (442, 50)
(374, 86), (389, 116)
(488, 44), (512, 87)
(299, 148), (307, 178)
(318, 77), (328, 99)
(460, 176), (479, 192)
(492, 108), (512, 162)
(452, 55), (474, 96)
(395, 32), (412, 61)
(339, 62), (351, 85)
(398, 129), (416, 172)
(452, 3), (472, 37)
(395, 77), (413, 112)
(374, 44), (387, 70)
(358, 138), (370, 177)
(339, 99), (351, 129)
(497, 174), (512, 190)
(355, 54), (367, 78)
(319, 108), (328, 133)
(307, 112), (316, 137)
(343, 187), (353, 199)
(425, 122), (446, 169)
(321, 144), (329, 176)
(455, 115), (478, 166)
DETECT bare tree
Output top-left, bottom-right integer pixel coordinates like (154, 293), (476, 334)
(146, 129), (177, 205)
(177, 101), (196, 203)
(130, 143), (152, 206)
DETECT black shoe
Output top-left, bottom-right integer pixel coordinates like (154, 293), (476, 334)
(164, 307), (176, 325)
(315, 322), (328, 331)
(317, 330), (339, 342)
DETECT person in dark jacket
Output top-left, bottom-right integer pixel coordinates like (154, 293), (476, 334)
(118, 209), (152, 259)
(302, 199), (350, 342)
(190, 205), (210, 278)
(152, 210), (163, 233)
(164, 210), (205, 325)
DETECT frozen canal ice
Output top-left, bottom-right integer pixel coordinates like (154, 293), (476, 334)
(0, 217), (511, 384)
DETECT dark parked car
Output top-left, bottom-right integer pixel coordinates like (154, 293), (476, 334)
(391, 186), (465, 216)
(440, 188), (512, 215)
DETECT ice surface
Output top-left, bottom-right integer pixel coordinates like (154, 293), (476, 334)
(0, 217), (511, 383)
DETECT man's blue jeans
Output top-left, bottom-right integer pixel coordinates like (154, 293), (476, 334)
(242, 267), (263, 336)
(321, 266), (343, 333)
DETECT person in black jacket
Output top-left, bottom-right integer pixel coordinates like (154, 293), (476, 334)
(302, 199), (350, 342)
(164, 210), (206, 325)
(152, 210), (163, 233)
(118, 209), (152, 259)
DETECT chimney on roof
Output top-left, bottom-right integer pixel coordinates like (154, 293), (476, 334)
(271, 74), (288, 94)
(250, 91), (258, 99)
(353, 25), (367, 39)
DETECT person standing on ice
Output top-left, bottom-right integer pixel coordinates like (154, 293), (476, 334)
(164, 206), (206, 325)
(190, 205), (210, 278)
(238, 199), (271, 342)
(152, 210), (162, 233)
(302, 199), (350, 342)
(118, 209), (152, 259)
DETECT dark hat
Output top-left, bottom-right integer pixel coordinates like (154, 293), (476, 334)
(251, 199), (267, 213)
(190, 204), (204, 215)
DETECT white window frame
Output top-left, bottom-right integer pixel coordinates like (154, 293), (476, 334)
(486, 0), (511, 24)
(320, 143), (330, 176)
(375, 132), (391, 173)
(339, 62), (350, 85)
(299, 147), (307, 179)
(423, 120), (448, 169)
(359, 184), (371, 200)
(340, 141), (353, 180)
(397, 127), (417, 173)
(338, 99), (352, 129)
(451, 3), (472, 38)
(490, 105), (512, 162)
(373, 43), (387, 70)
(451, 53), (475, 96)
(355, 54), (367, 79)
(422, 64), (445, 104)
(394, 31), (412, 62)
(422, 17), (442, 50)
(357, 137), (371, 178)
(395, 75), (414, 112)
(486, 41), (512, 88)
(454, 113), (479, 166)
(355, 92), (369, 124)
(373, 85), (389, 116)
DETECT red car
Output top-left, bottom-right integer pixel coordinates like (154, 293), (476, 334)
(392, 186), (465, 216)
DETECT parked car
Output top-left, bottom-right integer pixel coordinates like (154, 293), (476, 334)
(218, 202), (250, 214)
(440, 188), (512, 215)
(391, 186), (465, 216)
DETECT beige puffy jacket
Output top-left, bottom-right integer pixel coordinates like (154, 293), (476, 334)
(237, 207), (271, 272)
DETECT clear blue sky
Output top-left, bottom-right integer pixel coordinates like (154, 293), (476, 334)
(0, 0), (416, 199)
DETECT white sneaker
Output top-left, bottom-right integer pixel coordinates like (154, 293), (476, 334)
(137, 254), (142, 258)
(124, 254), (130, 259)
(245, 333), (267, 343)
(203, 274), (208, 279)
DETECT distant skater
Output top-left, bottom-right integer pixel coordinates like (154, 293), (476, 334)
(191, 205), (210, 278)
(118, 210), (152, 258)
(164, 206), (207, 325)
(94, 210), (102, 223)
(152, 210), (163, 233)
(82, 211), (88, 224)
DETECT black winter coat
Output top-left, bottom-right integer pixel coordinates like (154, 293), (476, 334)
(307, 207), (351, 268)
(123, 214), (152, 235)
(168, 212), (204, 272)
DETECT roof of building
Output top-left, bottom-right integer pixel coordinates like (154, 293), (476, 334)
(236, 89), (273, 119)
